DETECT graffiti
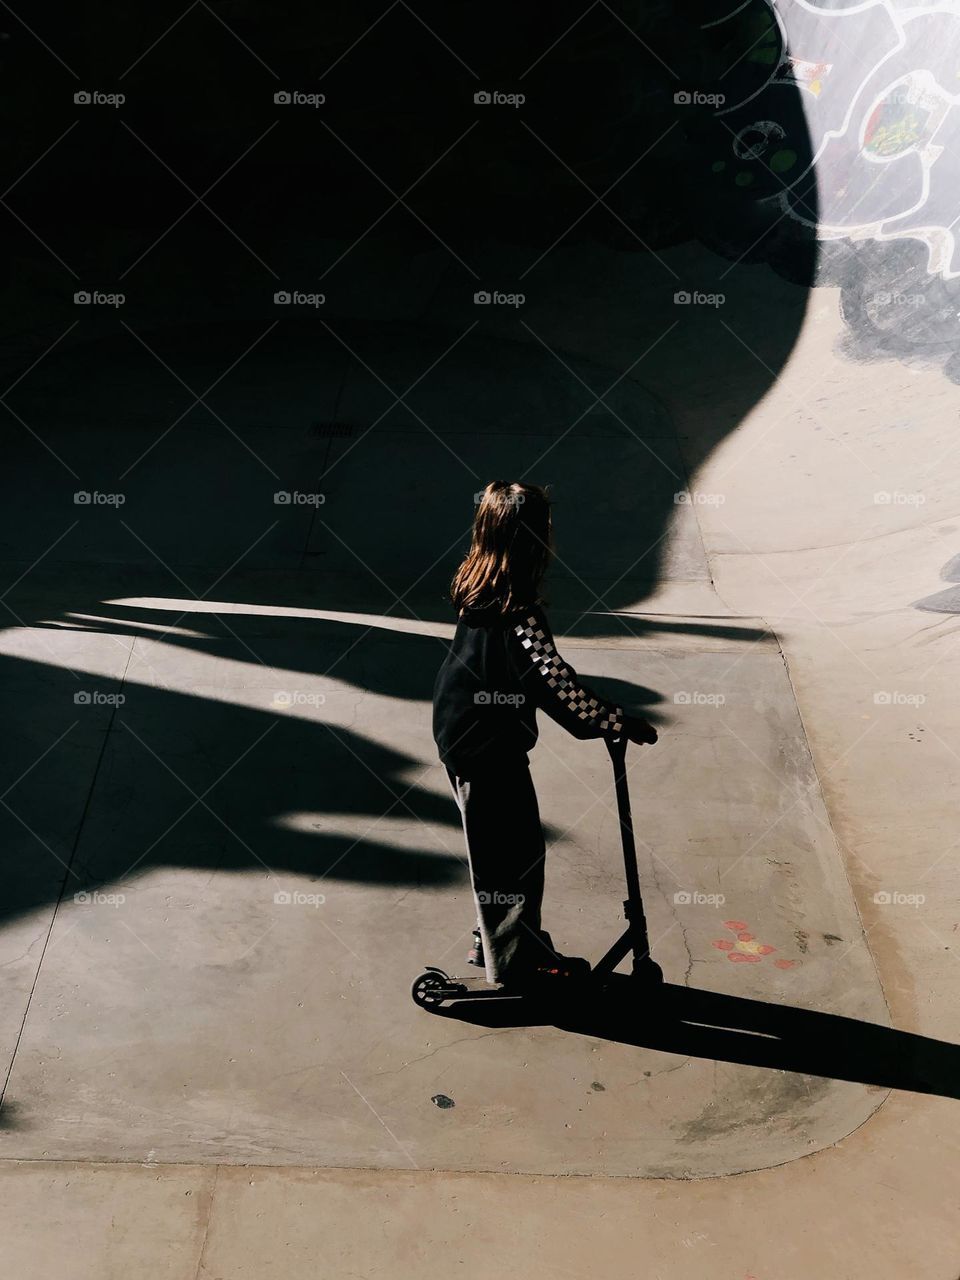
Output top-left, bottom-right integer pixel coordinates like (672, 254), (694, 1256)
(711, 918), (798, 968)
(706, 0), (960, 277)
(698, 0), (960, 370)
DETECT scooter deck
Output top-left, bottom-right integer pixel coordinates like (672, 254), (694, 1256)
(410, 964), (659, 1011)
(411, 967), (529, 1007)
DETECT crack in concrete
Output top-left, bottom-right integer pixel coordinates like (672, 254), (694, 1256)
(623, 1057), (693, 1088)
(375, 1028), (519, 1075)
(648, 837), (695, 987)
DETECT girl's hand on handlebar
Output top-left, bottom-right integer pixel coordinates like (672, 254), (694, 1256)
(624, 714), (658, 746)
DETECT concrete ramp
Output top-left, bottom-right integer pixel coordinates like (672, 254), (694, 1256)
(0, 608), (887, 1177)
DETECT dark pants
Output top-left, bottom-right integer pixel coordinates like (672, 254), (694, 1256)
(446, 760), (558, 983)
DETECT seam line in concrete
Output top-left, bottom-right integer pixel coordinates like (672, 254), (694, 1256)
(0, 639), (136, 1111)
(191, 1164), (221, 1280)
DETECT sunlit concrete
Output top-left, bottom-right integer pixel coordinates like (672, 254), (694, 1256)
(1, 245), (958, 1274)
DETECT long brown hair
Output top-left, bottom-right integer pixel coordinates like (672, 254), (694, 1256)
(451, 481), (552, 616)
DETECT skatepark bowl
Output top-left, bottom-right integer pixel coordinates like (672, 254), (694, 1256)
(2, 2), (960, 1277)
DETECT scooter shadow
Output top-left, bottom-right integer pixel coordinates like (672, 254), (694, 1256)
(423, 973), (960, 1100)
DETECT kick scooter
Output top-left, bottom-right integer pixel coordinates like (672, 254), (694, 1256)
(411, 734), (663, 1010)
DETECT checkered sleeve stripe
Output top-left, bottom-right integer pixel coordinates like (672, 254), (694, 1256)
(514, 616), (624, 733)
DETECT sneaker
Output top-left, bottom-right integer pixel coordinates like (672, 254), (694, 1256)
(467, 928), (484, 967)
(500, 953), (591, 990)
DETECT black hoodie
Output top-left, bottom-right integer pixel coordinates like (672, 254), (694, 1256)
(432, 602), (624, 778)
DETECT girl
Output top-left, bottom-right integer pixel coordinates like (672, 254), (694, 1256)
(432, 480), (658, 989)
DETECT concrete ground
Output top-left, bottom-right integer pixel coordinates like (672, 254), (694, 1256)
(2, 232), (960, 1277)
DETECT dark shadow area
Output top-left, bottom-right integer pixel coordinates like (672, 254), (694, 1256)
(1, 0), (819, 608)
(2, 621), (462, 924)
(425, 973), (960, 1101)
(0, 607), (673, 924)
(0, 587), (770, 927)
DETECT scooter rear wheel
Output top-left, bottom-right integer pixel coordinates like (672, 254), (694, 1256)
(411, 969), (467, 1007)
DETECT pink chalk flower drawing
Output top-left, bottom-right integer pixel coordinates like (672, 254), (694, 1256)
(712, 920), (797, 969)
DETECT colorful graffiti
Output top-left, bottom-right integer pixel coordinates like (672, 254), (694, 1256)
(712, 919), (798, 968)
(692, 0), (960, 371)
(711, 0), (960, 278)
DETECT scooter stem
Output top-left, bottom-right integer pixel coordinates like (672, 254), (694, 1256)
(604, 735), (644, 922)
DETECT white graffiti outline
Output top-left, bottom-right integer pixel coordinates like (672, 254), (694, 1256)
(711, 0), (960, 277)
